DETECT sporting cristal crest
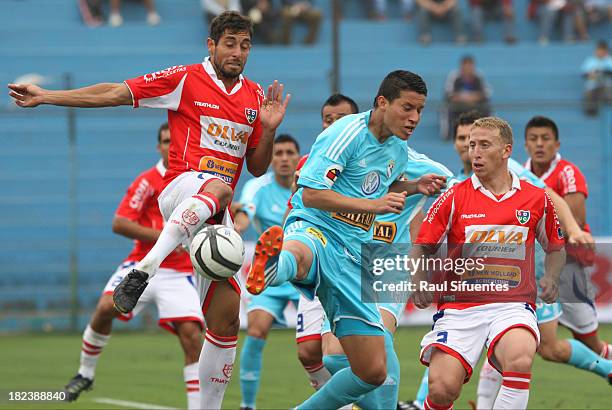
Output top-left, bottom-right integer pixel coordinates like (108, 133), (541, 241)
(245, 108), (258, 124)
(516, 210), (530, 225)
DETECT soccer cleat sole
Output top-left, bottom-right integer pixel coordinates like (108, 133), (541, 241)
(246, 225), (284, 295)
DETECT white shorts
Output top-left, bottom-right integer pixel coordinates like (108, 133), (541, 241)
(296, 295), (326, 343)
(420, 303), (540, 381)
(558, 261), (599, 335)
(157, 171), (242, 308)
(104, 262), (204, 334)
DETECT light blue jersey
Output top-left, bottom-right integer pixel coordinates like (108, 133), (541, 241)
(240, 174), (291, 235)
(241, 174), (300, 326)
(290, 111), (409, 256)
(285, 111), (409, 337)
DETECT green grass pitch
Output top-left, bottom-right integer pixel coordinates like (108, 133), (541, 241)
(1, 325), (611, 409)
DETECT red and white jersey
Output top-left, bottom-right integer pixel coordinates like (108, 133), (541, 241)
(525, 153), (590, 232)
(416, 171), (564, 309)
(124, 57), (264, 190)
(115, 160), (192, 271)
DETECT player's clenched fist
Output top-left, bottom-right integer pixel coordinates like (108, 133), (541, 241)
(539, 276), (559, 304)
(8, 83), (45, 108)
(417, 174), (447, 196)
(369, 192), (407, 214)
(412, 286), (433, 309)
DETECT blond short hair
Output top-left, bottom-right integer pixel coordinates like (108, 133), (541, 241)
(472, 116), (513, 145)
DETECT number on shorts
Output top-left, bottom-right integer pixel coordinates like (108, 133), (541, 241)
(296, 313), (304, 333)
(436, 331), (448, 344)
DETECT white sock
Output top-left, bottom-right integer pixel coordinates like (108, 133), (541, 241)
(198, 330), (237, 409)
(493, 372), (531, 410)
(184, 362), (200, 410)
(476, 360), (502, 409)
(137, 194), (218, 279)
(303, 362), (332, 390)
(78, 325), (110, 379)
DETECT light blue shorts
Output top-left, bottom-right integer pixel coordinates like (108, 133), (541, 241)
(247, 282), (300, 328)
(284, 217), (385, 338)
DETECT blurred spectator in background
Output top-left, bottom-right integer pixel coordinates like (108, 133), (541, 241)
(78, 0), (103, 27)
(441, 55), (491, 139)
(581, 40), (612, 116)
(529, 0), (581, 45)
(109, 0), (161, 27)
(416, 0), (465, 45)
(584, 0), (612, 23)
(202, 0), (241, 22)
(241, 0), (278, 43)
(280, 0), (322, 45)
(369, 0), (415, 20)
(469, 0), (517, 43)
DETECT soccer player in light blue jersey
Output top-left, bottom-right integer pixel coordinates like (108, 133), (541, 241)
(246, 71), (446, 409)
(234, 135), (303, 410)
(320, 146), (460, 410)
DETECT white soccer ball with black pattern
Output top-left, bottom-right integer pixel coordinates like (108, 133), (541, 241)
(190, 225), (245, 281)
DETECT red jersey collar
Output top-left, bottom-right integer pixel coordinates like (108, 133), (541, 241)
(525, 153), (562, 181)
(155, 159), (167, 177)
(202, 57), (244, 95)
(470, 170), (521, 202)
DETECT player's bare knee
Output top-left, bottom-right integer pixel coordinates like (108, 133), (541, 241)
(209, 315), (240, 337)
(247, 324), (269, 340)
(297, 342), (322, 367)
(502, 354), (534, 373)
(355, 360), (387, 386)
(96, 295), (120, 320)
(284, 242), (312, 281)
(537, 341), (561, 362)
(428, 376), (461, 404)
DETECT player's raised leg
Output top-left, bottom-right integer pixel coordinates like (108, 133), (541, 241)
(113, 178), (233, 313)
(199, 280), (241, 409)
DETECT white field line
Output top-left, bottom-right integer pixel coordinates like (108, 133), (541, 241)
(92, 397), (177, 410)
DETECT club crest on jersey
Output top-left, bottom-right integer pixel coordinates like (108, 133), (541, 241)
(386, 160), (395, 178)
(245, 108), (258, 124)
(516, 210), (531, 225)
(362, 171), (380, 195)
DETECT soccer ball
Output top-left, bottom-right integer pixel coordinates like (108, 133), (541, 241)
(190, 225), (245, 281)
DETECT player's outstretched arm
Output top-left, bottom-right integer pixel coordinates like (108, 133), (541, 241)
(301, 188), (406, 214)
(112, 216), (161, 243)
(8, 82), (132, 108)
(390, 174), (447, 197)
(540, 248), (565, 304)
(246, 81), (291, 176)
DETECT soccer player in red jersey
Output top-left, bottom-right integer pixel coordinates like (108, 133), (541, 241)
(524, 115), (612, 360)
(8, 12), (289, 408)
(63, 124), (204, 408)
(411, 117), (566, 410)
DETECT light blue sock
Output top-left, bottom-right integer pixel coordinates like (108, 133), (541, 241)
(356, 329), (401, 410)
(239, 336), (266, 408)
(415, 368), (429, 407)
(271, 250), (297, 286)
(296, 368), (378, 409)
(567, 339), (612, 379)
(322, 354), (350, 375)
